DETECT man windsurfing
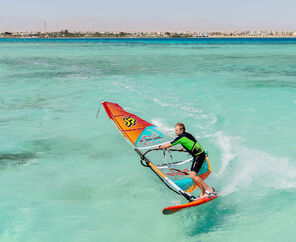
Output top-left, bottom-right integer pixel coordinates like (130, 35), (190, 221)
(158, 123), (216, 198)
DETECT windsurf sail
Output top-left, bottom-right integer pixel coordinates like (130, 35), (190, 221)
(101, 101), (212, 201)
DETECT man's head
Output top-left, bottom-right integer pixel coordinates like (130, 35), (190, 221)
(175, 123), (185, 136)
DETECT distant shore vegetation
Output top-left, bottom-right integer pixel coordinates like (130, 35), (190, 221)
(1, 30), (296, 38)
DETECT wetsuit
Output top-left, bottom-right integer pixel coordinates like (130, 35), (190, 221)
(170, 132), (205, 173)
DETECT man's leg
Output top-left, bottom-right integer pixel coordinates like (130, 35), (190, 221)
(189, 171), (205, 195)
(190, 153), (215, 197)
(189, 171), (214, 196)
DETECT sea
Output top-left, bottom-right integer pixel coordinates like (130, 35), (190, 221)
(0, 38), (295, 242)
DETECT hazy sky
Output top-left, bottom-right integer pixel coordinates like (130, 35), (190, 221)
(1, 0), (295, 31)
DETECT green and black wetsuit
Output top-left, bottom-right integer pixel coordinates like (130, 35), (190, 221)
(170, 132), (205, 173)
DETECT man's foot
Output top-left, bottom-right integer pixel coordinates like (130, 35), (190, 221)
(199, 193), (208, 198)
(205, 187), (217, 196)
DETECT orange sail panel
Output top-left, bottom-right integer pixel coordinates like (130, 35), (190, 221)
(102, 102), (154, 145)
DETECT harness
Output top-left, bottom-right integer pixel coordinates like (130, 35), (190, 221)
(190, 142), (204, 157)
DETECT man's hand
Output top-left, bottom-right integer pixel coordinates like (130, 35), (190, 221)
(157, 143), (172, 150)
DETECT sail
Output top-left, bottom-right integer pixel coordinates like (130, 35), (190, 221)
(102, 101), (211, 194)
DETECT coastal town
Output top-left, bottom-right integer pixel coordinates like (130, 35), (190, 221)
(1, 30), (296, 38)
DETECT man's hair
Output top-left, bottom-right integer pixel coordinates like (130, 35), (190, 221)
(175, 122), (185, 131)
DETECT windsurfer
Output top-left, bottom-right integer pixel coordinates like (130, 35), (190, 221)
(157, 123), (216, 198)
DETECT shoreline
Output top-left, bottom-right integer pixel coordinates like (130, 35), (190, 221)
(1, 30), (296, 39)
(1, 36), (296, 39)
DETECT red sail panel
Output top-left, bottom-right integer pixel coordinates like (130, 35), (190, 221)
(102, 102), (153, 145)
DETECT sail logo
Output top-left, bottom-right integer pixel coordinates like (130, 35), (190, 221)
(135, 126), (165, 146)
(140, 135), (163, 145)
(123, 117), (137, 127)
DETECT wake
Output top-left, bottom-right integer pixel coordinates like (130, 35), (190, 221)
(151, 98), (296, 197)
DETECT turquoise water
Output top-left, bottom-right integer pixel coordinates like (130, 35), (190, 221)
(0, 38), (295, 241)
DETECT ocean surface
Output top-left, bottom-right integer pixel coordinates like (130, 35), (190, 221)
(0, 38), (295, 241)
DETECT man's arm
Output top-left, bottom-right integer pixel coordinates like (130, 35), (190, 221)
(158, 143), (172, 149)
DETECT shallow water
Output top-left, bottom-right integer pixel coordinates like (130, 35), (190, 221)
(0, 38), (295, 241)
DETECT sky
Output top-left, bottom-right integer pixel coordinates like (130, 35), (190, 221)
(0, 0), (295, 31)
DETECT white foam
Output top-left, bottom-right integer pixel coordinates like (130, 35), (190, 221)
(209, 131), (237, 178)
(153, 98), (217, 135)
(153, 98), (172, 107)
(150, 118), (175, 137)
(21, 58), (50, 67)
(214, 135), (296, 196)
(180, 106), (202, 113)
(114, 81), (142, 95)
(153, 98), (203, 114)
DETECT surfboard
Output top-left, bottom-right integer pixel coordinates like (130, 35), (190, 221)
(162, 194), (218, 215)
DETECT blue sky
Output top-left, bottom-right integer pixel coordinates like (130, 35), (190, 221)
(1, 0), (295, 31)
